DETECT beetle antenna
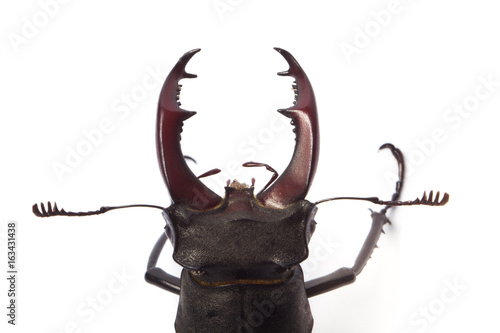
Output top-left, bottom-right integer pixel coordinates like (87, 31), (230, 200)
(32, 202), (165, 218)
(315, 191), (449, 207)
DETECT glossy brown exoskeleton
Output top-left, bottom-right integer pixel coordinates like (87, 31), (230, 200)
(34, 48), (448, 333)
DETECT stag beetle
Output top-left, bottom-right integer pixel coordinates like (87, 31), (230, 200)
(33, 48), (448, 333)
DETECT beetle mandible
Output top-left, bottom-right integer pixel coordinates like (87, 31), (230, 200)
(33, 48), (448, 333)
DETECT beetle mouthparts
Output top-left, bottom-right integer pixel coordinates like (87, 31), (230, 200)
(228, 180), (251, 190)
(157, 48), (222, 210)
(254, 48), (319, 209)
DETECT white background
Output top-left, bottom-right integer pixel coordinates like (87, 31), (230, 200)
(1, 0), (499, 332)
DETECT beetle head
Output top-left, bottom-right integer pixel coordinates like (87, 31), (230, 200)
(162, 181), (317, 285)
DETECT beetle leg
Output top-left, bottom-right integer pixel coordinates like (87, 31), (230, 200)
(305, 210), (390, 298)
(351, 210), (391, 275)
(305, 267), (356, 298)
(145, 232), (181, 295)
(378, 143), (404, 213)
(305, 143), (405, 297)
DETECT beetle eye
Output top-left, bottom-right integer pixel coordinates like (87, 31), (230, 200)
(164, 225), (173, 241)
(306, 220), (317, 243)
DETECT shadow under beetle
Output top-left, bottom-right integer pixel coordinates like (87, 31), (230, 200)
(34, 48), (449, 333)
